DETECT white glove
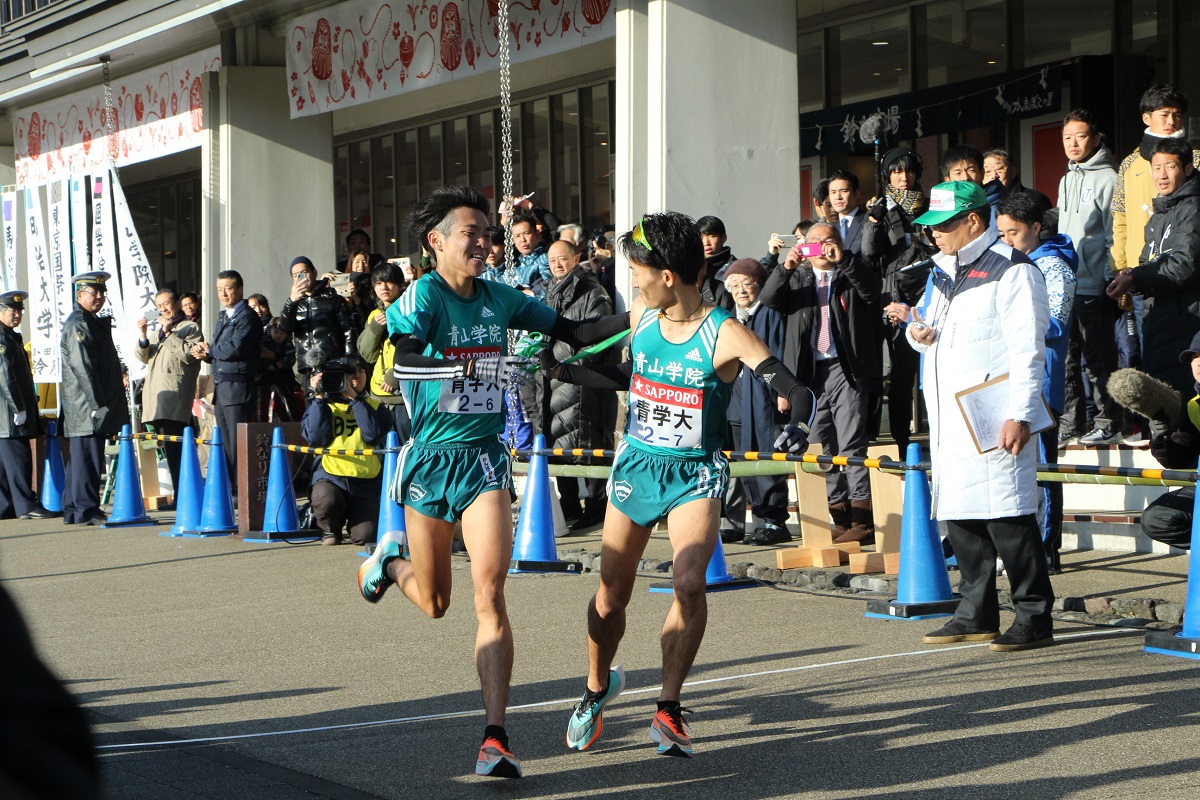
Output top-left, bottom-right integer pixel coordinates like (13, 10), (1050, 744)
(773, 423), (810, 455)
(91, 406), (109, 420)
(13, 410), (26, 426)
(467, 356), (534, 386)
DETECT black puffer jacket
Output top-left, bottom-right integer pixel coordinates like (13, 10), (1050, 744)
(279, 282), (358, 373)
(60, 306), (129, 438)
(545, 266), (616, 453)
(1132, 171), (1200, 394)
(0, 322), (39, 438)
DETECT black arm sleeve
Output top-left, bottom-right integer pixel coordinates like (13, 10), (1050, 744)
(754, 356), (816, 430)
(551, 312), (630, 349)
(557, 360), (633, 391)
(391, 333), (468, 381)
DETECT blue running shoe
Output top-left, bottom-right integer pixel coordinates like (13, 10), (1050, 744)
(565, 665), (625, 751)
(358, 529), (402, 603)
(649, 704), (693, 757)
(476, 736), (522, 778)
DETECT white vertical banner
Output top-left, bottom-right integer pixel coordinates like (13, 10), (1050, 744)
(69, 175), (88, 275)
(111, 171), (158, 383)
(46, 178), (70, 381)
(91, 170), (139, 380)
(2, 191), (17, 291)
(24, 186), (57, 382)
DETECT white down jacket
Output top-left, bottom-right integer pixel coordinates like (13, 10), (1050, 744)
(908, 232), (1049, 520)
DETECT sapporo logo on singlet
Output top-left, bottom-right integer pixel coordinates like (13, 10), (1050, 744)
(629, 374), (702, 449)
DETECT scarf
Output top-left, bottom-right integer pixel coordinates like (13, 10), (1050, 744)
(1139, 127), (1187, 161)
(735, 300), (761, 324)
(886, 185), (926, 216)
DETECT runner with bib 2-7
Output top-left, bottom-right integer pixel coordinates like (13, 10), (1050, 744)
(543, 211), (817, 759)
(355, 186), (630, 780)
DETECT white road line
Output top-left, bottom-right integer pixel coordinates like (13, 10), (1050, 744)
(95, 628), (1134, 751)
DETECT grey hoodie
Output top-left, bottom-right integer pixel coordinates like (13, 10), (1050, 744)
(1057, 144), (1118, 296)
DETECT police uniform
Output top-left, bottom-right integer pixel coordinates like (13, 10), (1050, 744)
(0, 291), (56, 519)
(387, 270), (556, 522)
(608, 307), (733, 527)
(300, 385), (393, 545)
(60, 272), (129, 525)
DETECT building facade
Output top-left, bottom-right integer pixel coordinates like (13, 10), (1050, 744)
(0, 0), (1194, 317)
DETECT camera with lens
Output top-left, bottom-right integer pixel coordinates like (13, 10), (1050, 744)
(315, 356), (355, 395)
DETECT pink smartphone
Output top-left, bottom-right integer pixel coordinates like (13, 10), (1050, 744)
(795, 241), (824, 258)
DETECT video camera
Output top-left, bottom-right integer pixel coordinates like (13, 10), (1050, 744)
(316, 356), (357, 395)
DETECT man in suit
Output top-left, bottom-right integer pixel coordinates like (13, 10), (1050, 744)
(191, 270), (261, 482)
(0, 290), (56, 520)
(135, 289), (204, 500)
(828, 169), (867, 257)
(60, 272), (129, 525)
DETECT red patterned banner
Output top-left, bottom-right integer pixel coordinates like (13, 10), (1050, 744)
(286, 0), (614, 118)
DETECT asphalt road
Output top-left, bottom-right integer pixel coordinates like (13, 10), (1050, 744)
(3, 516), (1200, 800)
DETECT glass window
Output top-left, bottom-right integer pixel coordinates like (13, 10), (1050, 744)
(797, 30), (824, 112)
(1122, 0), (1157, 57)
(921, 0), (1006, 87)
(418, 124), (443, 202)
(468, 112), (495, 207)
(551, 92), (581, 226)
(1024, 1), (1112, 65)
(834, 12), (910, 105)
(580, 83), (611, 232)
(334, 144), (349, 248)
(160, 182), (178, 288)
(396, 130), (419, 253)
(177, 179), (197, 293)
(521, 97), (551, 212)
(372, 135), (396, 255)
(349, 140), (372, 248)
(444, 117), (468, 188)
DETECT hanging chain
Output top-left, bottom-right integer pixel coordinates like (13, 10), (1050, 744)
(101, 56), (119, 178)
(497, 0), (515, 275)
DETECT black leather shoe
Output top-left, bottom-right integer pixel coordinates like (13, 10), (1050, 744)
(80, 510), (108, 526)
(719, 528), (744, 544)
(19, 506), (60, 520)
(744, 525), (792, 546)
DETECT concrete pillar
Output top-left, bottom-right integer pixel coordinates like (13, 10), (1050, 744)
(615, 0), (800, 300)
(200, 66), (334, 331)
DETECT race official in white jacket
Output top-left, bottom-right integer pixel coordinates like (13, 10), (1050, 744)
(907, 181), (1056, 653)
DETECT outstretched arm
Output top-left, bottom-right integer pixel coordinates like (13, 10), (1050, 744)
(715, 320), (815, 446)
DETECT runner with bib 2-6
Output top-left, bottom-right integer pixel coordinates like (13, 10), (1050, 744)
(543, 211), (817, 759)
(355, 186), (629, 780)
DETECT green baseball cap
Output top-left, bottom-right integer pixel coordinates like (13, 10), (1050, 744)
(913, 181), (988, 226)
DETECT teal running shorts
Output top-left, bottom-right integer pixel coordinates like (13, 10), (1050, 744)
(606, 439), (728, 528)
(393, 437), (515, 523)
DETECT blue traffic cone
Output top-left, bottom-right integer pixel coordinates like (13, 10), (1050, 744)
(103, 424), (154, 527)
(166, 427), (204, 536)
(181, 425), (237, 537)
(510, 434), (581, 574)
(1145, 456), (1200, 658)
(360, 430), (406, 557)
(41, 421), (64, 513)
(244, 427), (318, 544)
(649, 531), (757, 594)
(865, 443), (959, 620)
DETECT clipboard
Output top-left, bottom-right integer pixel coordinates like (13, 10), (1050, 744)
(953, 373), (1055, 455)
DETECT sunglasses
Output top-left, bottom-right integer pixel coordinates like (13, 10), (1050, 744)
(631, 217), (653, 251)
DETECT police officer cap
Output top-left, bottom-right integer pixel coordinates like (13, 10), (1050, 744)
(73, 271), (111, 290)
(0, 289), (26, 310)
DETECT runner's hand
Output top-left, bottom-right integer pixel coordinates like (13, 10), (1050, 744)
(467, 355), (534, 386)
(773, 423), (810, 455)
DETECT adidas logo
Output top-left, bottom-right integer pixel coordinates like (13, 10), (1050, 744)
(481, 306), (495, 318)
(685, 347), (703, 363)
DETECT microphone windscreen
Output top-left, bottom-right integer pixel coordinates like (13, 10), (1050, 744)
(1107, 368), (1182, 425)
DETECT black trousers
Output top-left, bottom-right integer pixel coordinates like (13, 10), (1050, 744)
(310, 480), (379, 545)
(0, 438), (37, 517)
(213, 395), (254, 491)
(886, 333), (921, 452)
(1141, 486), (1194, 550)
(729, 421), (789, 525)
(945, 514), (1055, 631)
(148, 419), (186, 497)
(63, 435), (104, 524)
(1037, 425), (1064, 569)
(1062, 293), (1123, 436)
